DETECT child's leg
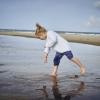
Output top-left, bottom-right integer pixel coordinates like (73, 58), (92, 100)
(51, 65), (58, 76)
(71, 57), (85, 75)
(51, 52), (63, 76)
(64, 51), (85, 75)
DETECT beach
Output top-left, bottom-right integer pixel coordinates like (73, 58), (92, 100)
(0, 35), (100, 100)
(0, 31), (100, 46)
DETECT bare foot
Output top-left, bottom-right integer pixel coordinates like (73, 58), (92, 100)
(80, 66), (86, 75)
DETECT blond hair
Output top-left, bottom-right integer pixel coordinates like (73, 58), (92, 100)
(35, 23), (47, 37)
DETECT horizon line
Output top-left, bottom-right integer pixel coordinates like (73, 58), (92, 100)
(0, 28), (100, 34)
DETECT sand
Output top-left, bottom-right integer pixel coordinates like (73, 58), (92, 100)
(0, 31), (100, 46)
(0, 70), (100, 100)
(0, 34), (100, 100)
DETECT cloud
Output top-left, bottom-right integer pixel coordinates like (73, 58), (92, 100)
(94, 1), (100, 8)
(85, 16), (100, 28)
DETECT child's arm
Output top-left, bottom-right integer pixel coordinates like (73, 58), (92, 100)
(43, 32), (57, 63)
(44, 32), (57, 54)
(43, 52), (48, 63)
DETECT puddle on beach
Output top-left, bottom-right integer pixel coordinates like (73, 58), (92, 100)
(0, 35), (100, 100)
(0, 70), (8, 73)
(0, 73), (100, 100)
(0, 64), (5, 66)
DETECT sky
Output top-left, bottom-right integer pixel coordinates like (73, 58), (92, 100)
(0, 0), (100, 32)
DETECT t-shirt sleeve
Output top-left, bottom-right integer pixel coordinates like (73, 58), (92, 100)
(44, 31), (57, 54)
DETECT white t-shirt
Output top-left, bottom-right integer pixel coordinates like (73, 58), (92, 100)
(44, 31), (71, 54)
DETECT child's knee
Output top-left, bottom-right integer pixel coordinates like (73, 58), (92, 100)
(71, 57), (80, 61)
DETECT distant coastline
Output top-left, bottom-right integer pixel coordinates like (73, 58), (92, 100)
(0, 29), (100, 46)
(0, 29), (100, 34)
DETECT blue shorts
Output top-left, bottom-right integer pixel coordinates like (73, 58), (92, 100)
(53, 51), (73, 66)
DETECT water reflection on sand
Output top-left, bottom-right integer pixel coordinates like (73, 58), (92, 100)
(0, 35), (100, 100)
(51, 76), (85, 100)
(35, 74), (100, 100)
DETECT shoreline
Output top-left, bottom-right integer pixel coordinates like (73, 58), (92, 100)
(0, 31), (100, 46)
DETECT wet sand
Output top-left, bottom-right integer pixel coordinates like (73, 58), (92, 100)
(0, 71), (100, 100)
(0, 35), (100, 100)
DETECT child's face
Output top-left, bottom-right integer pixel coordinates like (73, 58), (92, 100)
(37, 32), (47, 40)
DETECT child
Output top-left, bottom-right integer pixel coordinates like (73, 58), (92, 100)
(35, 23), (85, 76)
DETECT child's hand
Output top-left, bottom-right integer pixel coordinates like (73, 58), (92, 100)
(43, 53), (48, 63)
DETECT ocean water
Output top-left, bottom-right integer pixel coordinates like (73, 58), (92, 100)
(0, 35), (100, 100)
